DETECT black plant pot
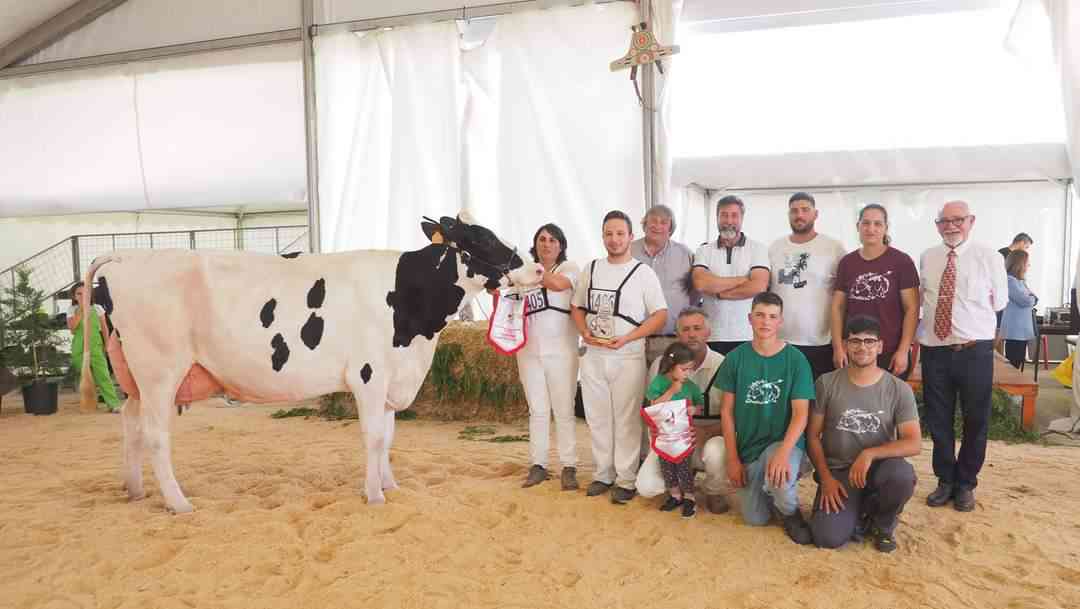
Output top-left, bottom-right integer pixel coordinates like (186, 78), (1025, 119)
(22, 380), (58, 415)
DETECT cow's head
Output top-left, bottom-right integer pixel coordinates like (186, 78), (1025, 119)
(425, 213), (543, 291)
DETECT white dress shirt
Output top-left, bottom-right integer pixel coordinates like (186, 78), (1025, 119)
(917, 240), (1008, 346)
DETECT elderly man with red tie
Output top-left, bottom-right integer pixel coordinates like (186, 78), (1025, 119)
(917, 200), (1007, 513)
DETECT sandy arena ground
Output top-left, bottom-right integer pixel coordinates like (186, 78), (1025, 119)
(2, 392), (1080, 609)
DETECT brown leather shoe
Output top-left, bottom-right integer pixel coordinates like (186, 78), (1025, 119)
(560, 467), (579, 491)
(522, 465), (548, 488)
(705, 494), (730, 514)
(953, 487), (975, 512)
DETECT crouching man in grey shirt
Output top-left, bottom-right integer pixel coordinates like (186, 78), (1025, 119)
(807, 314), (922, 553)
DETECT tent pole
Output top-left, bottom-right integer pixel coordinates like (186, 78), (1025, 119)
(1064, 178), (1074, 305)
(640, 1), (658, 213)
(301, 0), (322, 253)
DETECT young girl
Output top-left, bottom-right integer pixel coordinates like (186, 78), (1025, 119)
(645, 342), (703, 518)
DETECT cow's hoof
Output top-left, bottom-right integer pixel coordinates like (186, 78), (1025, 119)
(167, 501), (194, 514)
(366, 492), (386, 505)
(381, 479), (399, 492)
(127, 491), (146, 502)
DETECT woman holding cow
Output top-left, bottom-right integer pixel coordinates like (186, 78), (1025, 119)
(514, 223), (582, 490)
(67, 281), (122, 412)
(830, 204), (920, 380)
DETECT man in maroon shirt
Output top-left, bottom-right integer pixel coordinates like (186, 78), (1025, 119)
(830, 204), (919, 379)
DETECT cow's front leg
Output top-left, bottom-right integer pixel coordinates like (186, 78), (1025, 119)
(350, 371), (390, 504)
(121, 398), (145, 500)
(381, 410), (399, 491)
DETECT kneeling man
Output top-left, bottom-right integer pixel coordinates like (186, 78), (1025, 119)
(807, 315), (921, 552)
(717, 292), (814, 544)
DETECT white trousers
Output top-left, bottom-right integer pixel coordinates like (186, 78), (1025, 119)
(517, 350), (579, 468)
(638, 435), (728, 497)
(580, 350), (646, 490)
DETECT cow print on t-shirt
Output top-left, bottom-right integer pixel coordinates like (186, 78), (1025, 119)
(258, 277), (327, 372)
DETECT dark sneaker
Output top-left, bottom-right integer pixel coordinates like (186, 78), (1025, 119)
(953, 487), (975, 512)
(522, 465), (548, 488)
(586, 481), (612, 497)
(705, 494), (729, 514)
(659, 495), (683, 512)
(926, 482), (954, 507)
(681, 499), (697, 519)
(610, 486), (636, 505)
(560, 467), (579, 491)
(873, 529), (898, 553)
(851, 513), (870, 543)
(782, 510), (813, 545)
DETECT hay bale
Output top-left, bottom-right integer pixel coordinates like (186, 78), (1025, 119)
(318, 321), (528, 422)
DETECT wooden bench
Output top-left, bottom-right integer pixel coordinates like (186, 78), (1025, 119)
(906, 351), (1039, 431)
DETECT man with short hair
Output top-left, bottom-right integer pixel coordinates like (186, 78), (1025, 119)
(769, 192), (847, 380)
(572, 210), (668, 505)
(631, 204), (698, 365)
(637, 307), (730, 514)
(715, 292), (814, 544)
(807, 315), (921, 553)
(692, 195), (770, 356)
(919, 200), (1007, 512)
(998, 233), (1033, 261)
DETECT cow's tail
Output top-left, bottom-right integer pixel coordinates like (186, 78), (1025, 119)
(79, 256), (118, 413)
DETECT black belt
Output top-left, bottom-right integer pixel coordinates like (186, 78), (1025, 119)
(925, 340), (989, 352)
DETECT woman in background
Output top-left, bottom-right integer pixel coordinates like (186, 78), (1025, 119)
(1001, 250), (1038, 369)
(68, 281), (121, 412)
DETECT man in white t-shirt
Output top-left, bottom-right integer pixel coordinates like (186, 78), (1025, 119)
(572, 210), (668, 505)
(692, 195), (770, 356)
(769, 192), (847, 380)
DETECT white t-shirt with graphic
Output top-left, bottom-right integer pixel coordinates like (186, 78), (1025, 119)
(572, 258), (667, 358)
(768, 234), (846, 346)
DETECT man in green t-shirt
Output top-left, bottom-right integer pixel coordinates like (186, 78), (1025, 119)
(717, 292), (814, 544)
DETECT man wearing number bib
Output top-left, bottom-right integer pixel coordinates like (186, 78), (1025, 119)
(572, 210), (668, 504)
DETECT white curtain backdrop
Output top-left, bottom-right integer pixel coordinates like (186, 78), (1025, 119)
(1043, 0), (1080, 190)
(651, 0), (682, 210)
(483, 2), (643, 263)
(705, 181), (1069, 306)
(670, 183), (708, 248)
(315, 24), (463, 252)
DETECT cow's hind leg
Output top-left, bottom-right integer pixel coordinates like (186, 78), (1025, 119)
(380, 410), (399, 491)
(139, 377), (192, 513)
(121, 398), (145, 500)
(349, 368), (390, 504)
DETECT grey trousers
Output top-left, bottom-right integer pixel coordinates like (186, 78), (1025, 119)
(809, 457), (916, 549)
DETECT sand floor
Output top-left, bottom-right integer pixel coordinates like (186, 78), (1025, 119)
(2, 391), (1080, 609)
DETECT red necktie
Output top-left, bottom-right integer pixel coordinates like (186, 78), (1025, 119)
(934, 249), (957, 340)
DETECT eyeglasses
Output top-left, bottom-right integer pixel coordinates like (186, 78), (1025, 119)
(934, 216), (970, 227)
(845, 337), (880, 348)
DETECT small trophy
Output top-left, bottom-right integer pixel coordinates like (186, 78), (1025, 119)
(589, 300), (616, 343)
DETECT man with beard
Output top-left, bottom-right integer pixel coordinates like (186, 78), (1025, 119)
(768, 193), (846, 380)
(692, 195), (770, 355)
(637, 307), (730, 514)
(918, 200), (1007, 512)
(572, 210), (668, 505)
(631, 205), (699, 366)
(807, 315), (921, 553)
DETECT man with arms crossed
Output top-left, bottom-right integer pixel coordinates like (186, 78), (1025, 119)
(807, 315), (920, 553)
(716, 292), (814, 544)
(572, 210), (668, 505)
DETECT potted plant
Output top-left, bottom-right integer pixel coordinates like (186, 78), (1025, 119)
(0, 267), (67, 415)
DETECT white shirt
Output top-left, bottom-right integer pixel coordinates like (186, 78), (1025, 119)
(917, 240), (1008, 346)
(768, 234), (846, 346)
(572, 258), (667, 357)
(693, 234), (770, 342)
(647, 347), (725, 421)
(519, 261), (580, 357)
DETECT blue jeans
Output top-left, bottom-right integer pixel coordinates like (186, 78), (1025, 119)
(733, 441), (805, 526)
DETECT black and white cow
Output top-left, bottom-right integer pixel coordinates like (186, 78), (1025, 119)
(80, 213), (542, 512)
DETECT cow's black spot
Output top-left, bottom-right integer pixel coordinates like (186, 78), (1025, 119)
(300, 313), (324, 350)
(386, 244), (465, 348)
(270, 333), (290, 371)
(307, 278), (326, 309)
(260, 299), (277, 329)
(360, 363), (372, 384)
(281, 252), (302, 259)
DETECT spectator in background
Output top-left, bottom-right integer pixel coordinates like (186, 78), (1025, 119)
(1000, 250), (1038, 369)
(631, 205), (698, 366)
(998, 233), (1033, 261)
(831, 204), (919, 379)
(67, 281), (121, 413)
(769, 192), (846, 380)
